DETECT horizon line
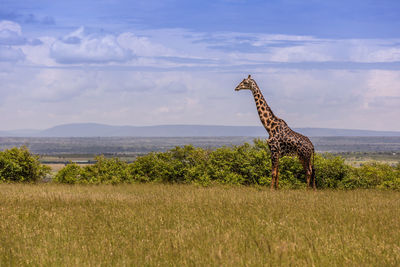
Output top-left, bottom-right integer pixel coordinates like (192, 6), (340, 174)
(1, 123), (399, 133)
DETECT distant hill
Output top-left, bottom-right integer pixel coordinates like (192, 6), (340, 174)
(0, 129), (41, 137)
(1, 123), (399, 137)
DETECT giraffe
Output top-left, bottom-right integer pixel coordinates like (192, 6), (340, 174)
(235, 75), (316, 189)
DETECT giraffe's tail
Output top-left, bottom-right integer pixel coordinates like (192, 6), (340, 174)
(311, 151), (316, 189)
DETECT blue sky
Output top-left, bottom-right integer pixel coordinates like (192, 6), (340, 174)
(0, 0), (399, 131)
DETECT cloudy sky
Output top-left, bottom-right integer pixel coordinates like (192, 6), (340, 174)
(1, 0), (399, 131)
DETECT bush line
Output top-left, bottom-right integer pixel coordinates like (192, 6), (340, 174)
(1, 141), (399, 189)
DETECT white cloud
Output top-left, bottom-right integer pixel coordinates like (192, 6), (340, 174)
(0, 21), (23, 45)
(193, 32), (400, 64)
(4, 20), (400, 67)
(27, 69), (97, 102)
(1, 66), (399, 131)
(268, 45), (332, 62)
(117, 32), (173, 57)
(20, 36), (57, 66)
(364, 70), (400, 108)
(253, 34), (316, 44)
(0, 21), (22, 35)
(361, 47), (400, 63)
(338, 39), (400, 63)
(0, 21), (26, 62)
(0, 46), (25, 61)
(1, 21), (400, 131)
(50, 27), (133, 64)
(48, 27), (180, 65)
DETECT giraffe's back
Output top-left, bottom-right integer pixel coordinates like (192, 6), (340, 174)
(275, 124), (314, 158)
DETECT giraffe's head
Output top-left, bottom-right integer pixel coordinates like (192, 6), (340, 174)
(235, 75), (256, 92)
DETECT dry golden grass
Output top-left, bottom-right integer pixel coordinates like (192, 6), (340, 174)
(1, 184), (399, 266)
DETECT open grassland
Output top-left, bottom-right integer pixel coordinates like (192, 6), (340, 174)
(1, 184), (400, 266)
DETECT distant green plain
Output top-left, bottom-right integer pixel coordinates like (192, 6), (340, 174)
(1, 184), (399, 266)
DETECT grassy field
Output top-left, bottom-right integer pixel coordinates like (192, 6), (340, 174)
(1, 185), (400, 266)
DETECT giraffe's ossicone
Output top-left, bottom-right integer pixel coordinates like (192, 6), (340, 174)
(235, 75), (316, 189)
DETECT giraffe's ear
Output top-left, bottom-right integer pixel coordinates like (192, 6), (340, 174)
(248, 74), (251, 79)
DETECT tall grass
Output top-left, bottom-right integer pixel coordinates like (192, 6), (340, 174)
(1, 184), (400, 266)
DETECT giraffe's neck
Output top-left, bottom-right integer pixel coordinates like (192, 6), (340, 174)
(252, 86), (279, 135)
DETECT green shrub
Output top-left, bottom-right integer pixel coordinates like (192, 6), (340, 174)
(52, 140), (400, 189)
(379, 178), (400, 190)
(0, 146), (50, 183)
(81, 156), (131, 184)
(207, 146), (243, 184)
(174, 145), (210, 184)
(206, 141), (272, 185)
(315, 154), (351, 189)
(54, 156), (131, 184)
(130, 145), (210, 184)
(339, 162), (398, 189)
(129, 152), (159, 182)
(54, 163), (83, 184)
(278, 156), (306, 189)
(129, 149), (177, 183)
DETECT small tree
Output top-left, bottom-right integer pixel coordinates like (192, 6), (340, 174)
(54, 162), (83, 184)
(80, 155), (131, 184)
(340, 162), (398, 189)
(0, 146), (50, 183)
(315, 153), (350, 189)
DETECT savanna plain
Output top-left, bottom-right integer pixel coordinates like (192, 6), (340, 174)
(1, 184), (400, 266)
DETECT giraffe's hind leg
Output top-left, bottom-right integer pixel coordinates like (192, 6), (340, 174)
(271, 156), (279, 189)
(312, 167), (316, 190)
(300, 157), (313, 189)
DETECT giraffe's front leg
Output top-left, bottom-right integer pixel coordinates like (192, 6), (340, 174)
(272, 157), (279, 189)
(268, 139), (280, 189)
